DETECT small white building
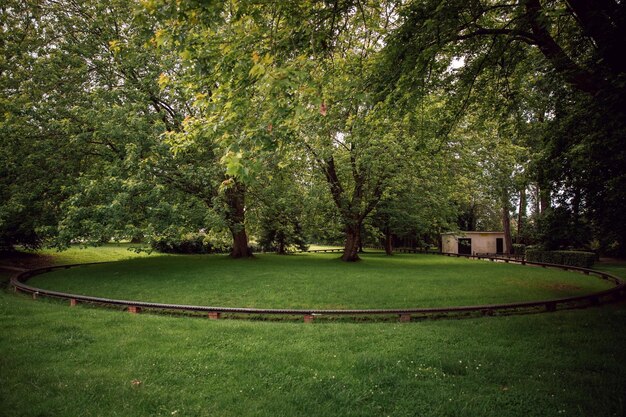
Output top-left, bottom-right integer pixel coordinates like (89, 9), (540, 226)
(441, 231), (507, 255)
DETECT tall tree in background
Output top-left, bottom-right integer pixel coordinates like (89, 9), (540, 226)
(249, 147), (310, 254)
(291, 8), (410, 261)
(0, 0), (115, 250)
(381, 0), (626, 254)
(383, 0), (625, 103)
(148, 1), (413, 262)
(144, 1), (317, 257)
(1, 0), (241, 255)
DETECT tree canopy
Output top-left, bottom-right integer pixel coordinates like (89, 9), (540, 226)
(1, 0), (624, 258)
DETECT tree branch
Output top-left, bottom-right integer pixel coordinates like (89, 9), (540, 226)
(525, 0), (603, 96)
(455, 27), (537, 46)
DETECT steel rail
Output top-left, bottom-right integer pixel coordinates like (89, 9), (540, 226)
(9, 253), (625, 322)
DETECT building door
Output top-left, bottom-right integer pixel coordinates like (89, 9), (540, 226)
(496, 238), (503, 254)
(458, 238), (472, 255)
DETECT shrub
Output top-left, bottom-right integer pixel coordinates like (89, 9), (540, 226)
(512, 244), (526, 256)
(258, 229), (308, 254)
(525, 249), (596, 268)
(151, 233), (215, 254)
(534, 207), (592, 250)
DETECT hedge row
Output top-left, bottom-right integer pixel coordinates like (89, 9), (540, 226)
(525, 249), (596, 268)
(151, 235), (281, 254)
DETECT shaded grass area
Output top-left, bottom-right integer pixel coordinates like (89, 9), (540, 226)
(0, 243), (151, 270)
(0, 271), (11, 287)
(29, 253), (612, 309)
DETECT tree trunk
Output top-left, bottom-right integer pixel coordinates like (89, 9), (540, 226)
(468, 202), (477, 231)
(516, 188), (526, 244)
(130, 234), (144, 244)
(342, 224), (361, 262)
(358, 225), (365, 253)
(537, 170), (551, 214)
(229, 227), (252, 258)
(533, 184), (540, 215)
(315, 152), (385, 262)
(501, 192), (513, 255)
(225, 180), (252, 258)
(539, 188), (550, 214)
(384, 227), (393, 255)
(277, 232), (286, 255)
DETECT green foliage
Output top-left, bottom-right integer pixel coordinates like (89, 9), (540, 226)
(3, 0), (624, 259)
(246, 150), (310, 254)
(539, 90), (626, 256)
(372, 160), (459, 248)
(0, 1), (85, 249)
(533, 207), (592, 251)
(151, 233), (212, 254)
(257, 220), (308, 254)
(0, 0), (191, 249)
(511, 244), (526, 256)
(377, 0), (626, 256)
(525, 249), (596, 268)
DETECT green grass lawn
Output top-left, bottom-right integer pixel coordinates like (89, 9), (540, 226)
(37, 243), (153, 265)
(28, 252), (612, 309)
(0, 243), (151, 270)
(1, 247), (625, 417)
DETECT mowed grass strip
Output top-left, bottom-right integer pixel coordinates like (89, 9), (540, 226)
(29, 253), (612, 309)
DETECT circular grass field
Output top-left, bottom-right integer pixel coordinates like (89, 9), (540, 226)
(26, 253), (613, 310)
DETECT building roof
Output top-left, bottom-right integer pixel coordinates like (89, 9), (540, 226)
(441, 231), (504, 235)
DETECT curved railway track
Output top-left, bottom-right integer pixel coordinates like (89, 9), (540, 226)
(8, 252), (625, 322)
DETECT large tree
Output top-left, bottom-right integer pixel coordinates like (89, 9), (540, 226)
(143, 1), (312, 257)
(383, 0), (625, 101)
(380, 0), (626, 254)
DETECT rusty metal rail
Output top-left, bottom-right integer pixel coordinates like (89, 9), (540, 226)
(9, 253), (625, 322)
